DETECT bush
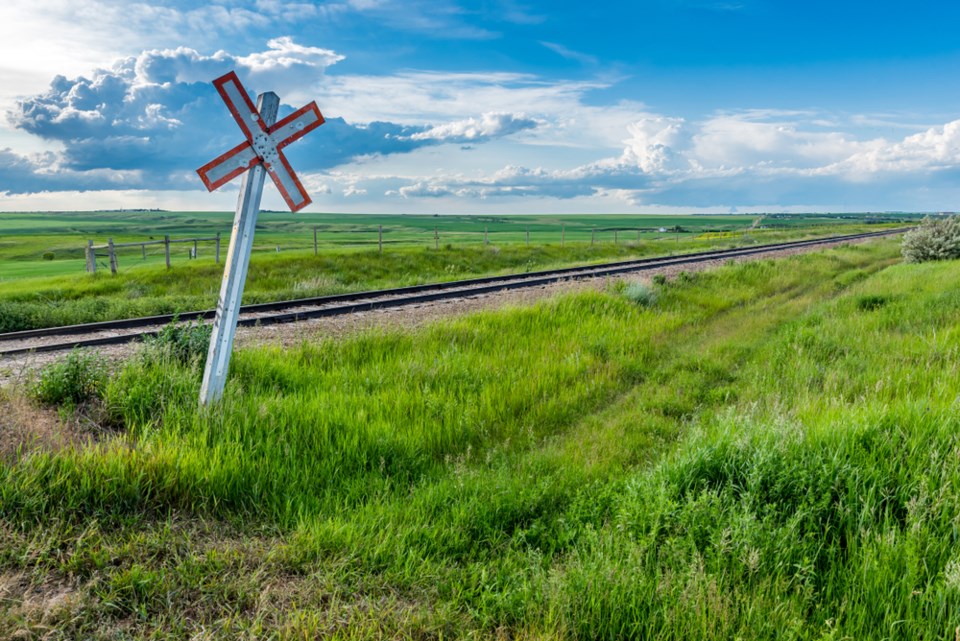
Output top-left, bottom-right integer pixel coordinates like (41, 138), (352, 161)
(32, 349), (106, 407)
(144, 318), (212, 364)
(42, 251), (55, 261)
(901, 216), (960, 263)
(623, 282), (657, 307)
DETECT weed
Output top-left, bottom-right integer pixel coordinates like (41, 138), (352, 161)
(143, 318), (211, 364)
(623, 281), (657, 306)
(605, 278), (628, 295)
(31, 349), (106, 408)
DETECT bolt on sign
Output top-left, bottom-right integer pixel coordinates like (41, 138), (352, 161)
(196, 71), (325, 406)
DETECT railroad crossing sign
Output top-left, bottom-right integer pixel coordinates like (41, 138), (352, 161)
(196, 71), (325, 405)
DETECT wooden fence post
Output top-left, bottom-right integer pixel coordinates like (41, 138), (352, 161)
(434, 226), (439, 249)
(526, 226), (530, 245)
(215, 232), (221, 264)
(164, 235), (171, 269)
(379, 225), (383, 253)
(193, 239), (198, 259)
(86, 240), (96, 274)
(313, 227), (318, 255)
(591, 227), (596, 246)
(141, 244), (147, 260)
(615, 230), (618, 245)
(107, 238), (118, 275)
(484, 226), (488, 245)
(561, 224), (565, 247)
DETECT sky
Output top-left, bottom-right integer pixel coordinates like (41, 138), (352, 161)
(2, 0), (960, 214)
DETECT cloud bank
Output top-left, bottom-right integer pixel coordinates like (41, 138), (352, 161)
(376, 110), (960, 209)
(1, 38), (537, 195)
(3, 35), (960, 211)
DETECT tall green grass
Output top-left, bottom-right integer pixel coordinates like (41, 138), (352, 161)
(3, 238), (959, 638)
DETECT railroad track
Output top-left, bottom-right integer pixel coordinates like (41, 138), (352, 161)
(0, 228), (906, 357)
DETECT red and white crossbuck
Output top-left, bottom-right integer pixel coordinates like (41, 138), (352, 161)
(196, 71), (325, 407)
(197, 71), (324, 211)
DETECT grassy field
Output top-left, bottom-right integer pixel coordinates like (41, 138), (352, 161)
(0, 210), (919, 281)
(0, 211), (918, 331)
(3, 236), (959, 638)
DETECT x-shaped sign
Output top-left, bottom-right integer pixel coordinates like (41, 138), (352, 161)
(197, 71), (324, 212)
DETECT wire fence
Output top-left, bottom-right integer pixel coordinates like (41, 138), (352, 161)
(85, 234), (222, 274)
(299, 224), (704, 253)
(83, 224), (749, 274)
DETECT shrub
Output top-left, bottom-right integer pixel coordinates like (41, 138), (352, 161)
(42, 251), (55, 261)
(144, 318), (212, 364)
(652, 274), (668, 286)
(901, 216), (960, 263)
(623, 282), (657, 307)
(32, 349), (106, 407)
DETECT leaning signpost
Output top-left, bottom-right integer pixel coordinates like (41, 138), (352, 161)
(195, 71), (325, 405)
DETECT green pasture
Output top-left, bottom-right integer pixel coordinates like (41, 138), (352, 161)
(0, 210), (919, 281)
(0, 210), (919, 331)
(4, 236), (960, 637)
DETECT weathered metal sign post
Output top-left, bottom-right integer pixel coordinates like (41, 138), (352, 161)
(196, 71), (324, 405)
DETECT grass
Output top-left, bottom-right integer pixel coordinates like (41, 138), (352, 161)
(2, 237), (959, 638)
(0, 210), (919, 279)
(0, 210), (914, 332)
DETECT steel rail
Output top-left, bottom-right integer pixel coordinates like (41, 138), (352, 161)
(0, 228), (906, 357)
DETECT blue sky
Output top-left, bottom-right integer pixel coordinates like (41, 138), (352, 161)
(2, 0), (960, 213)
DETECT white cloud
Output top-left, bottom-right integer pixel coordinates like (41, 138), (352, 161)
(539, 41), (599, 65)
(616, 116), (689, 173)
(4, 40), (543, 194)
(358, 109), (960, 209)
(690, 111), (875, 169)
(317, 71), (610, 126)
(821, 120), (960, 178)
(398, 182), (455, 198)
(408, 113), (538, 142)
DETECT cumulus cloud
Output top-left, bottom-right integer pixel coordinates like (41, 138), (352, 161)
(690, 111), (874, 169)
(380, 110), (960, 208)
(408, 113), (538, 143)
(5, 39), (538, 194)
(6, 32), (960, 210)
(821, 120), (960, 177)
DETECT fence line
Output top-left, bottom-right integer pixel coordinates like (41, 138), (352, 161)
(82, 224), (733, 274)
(85, 233), (221, 274)
(304, 225), (705, 253)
